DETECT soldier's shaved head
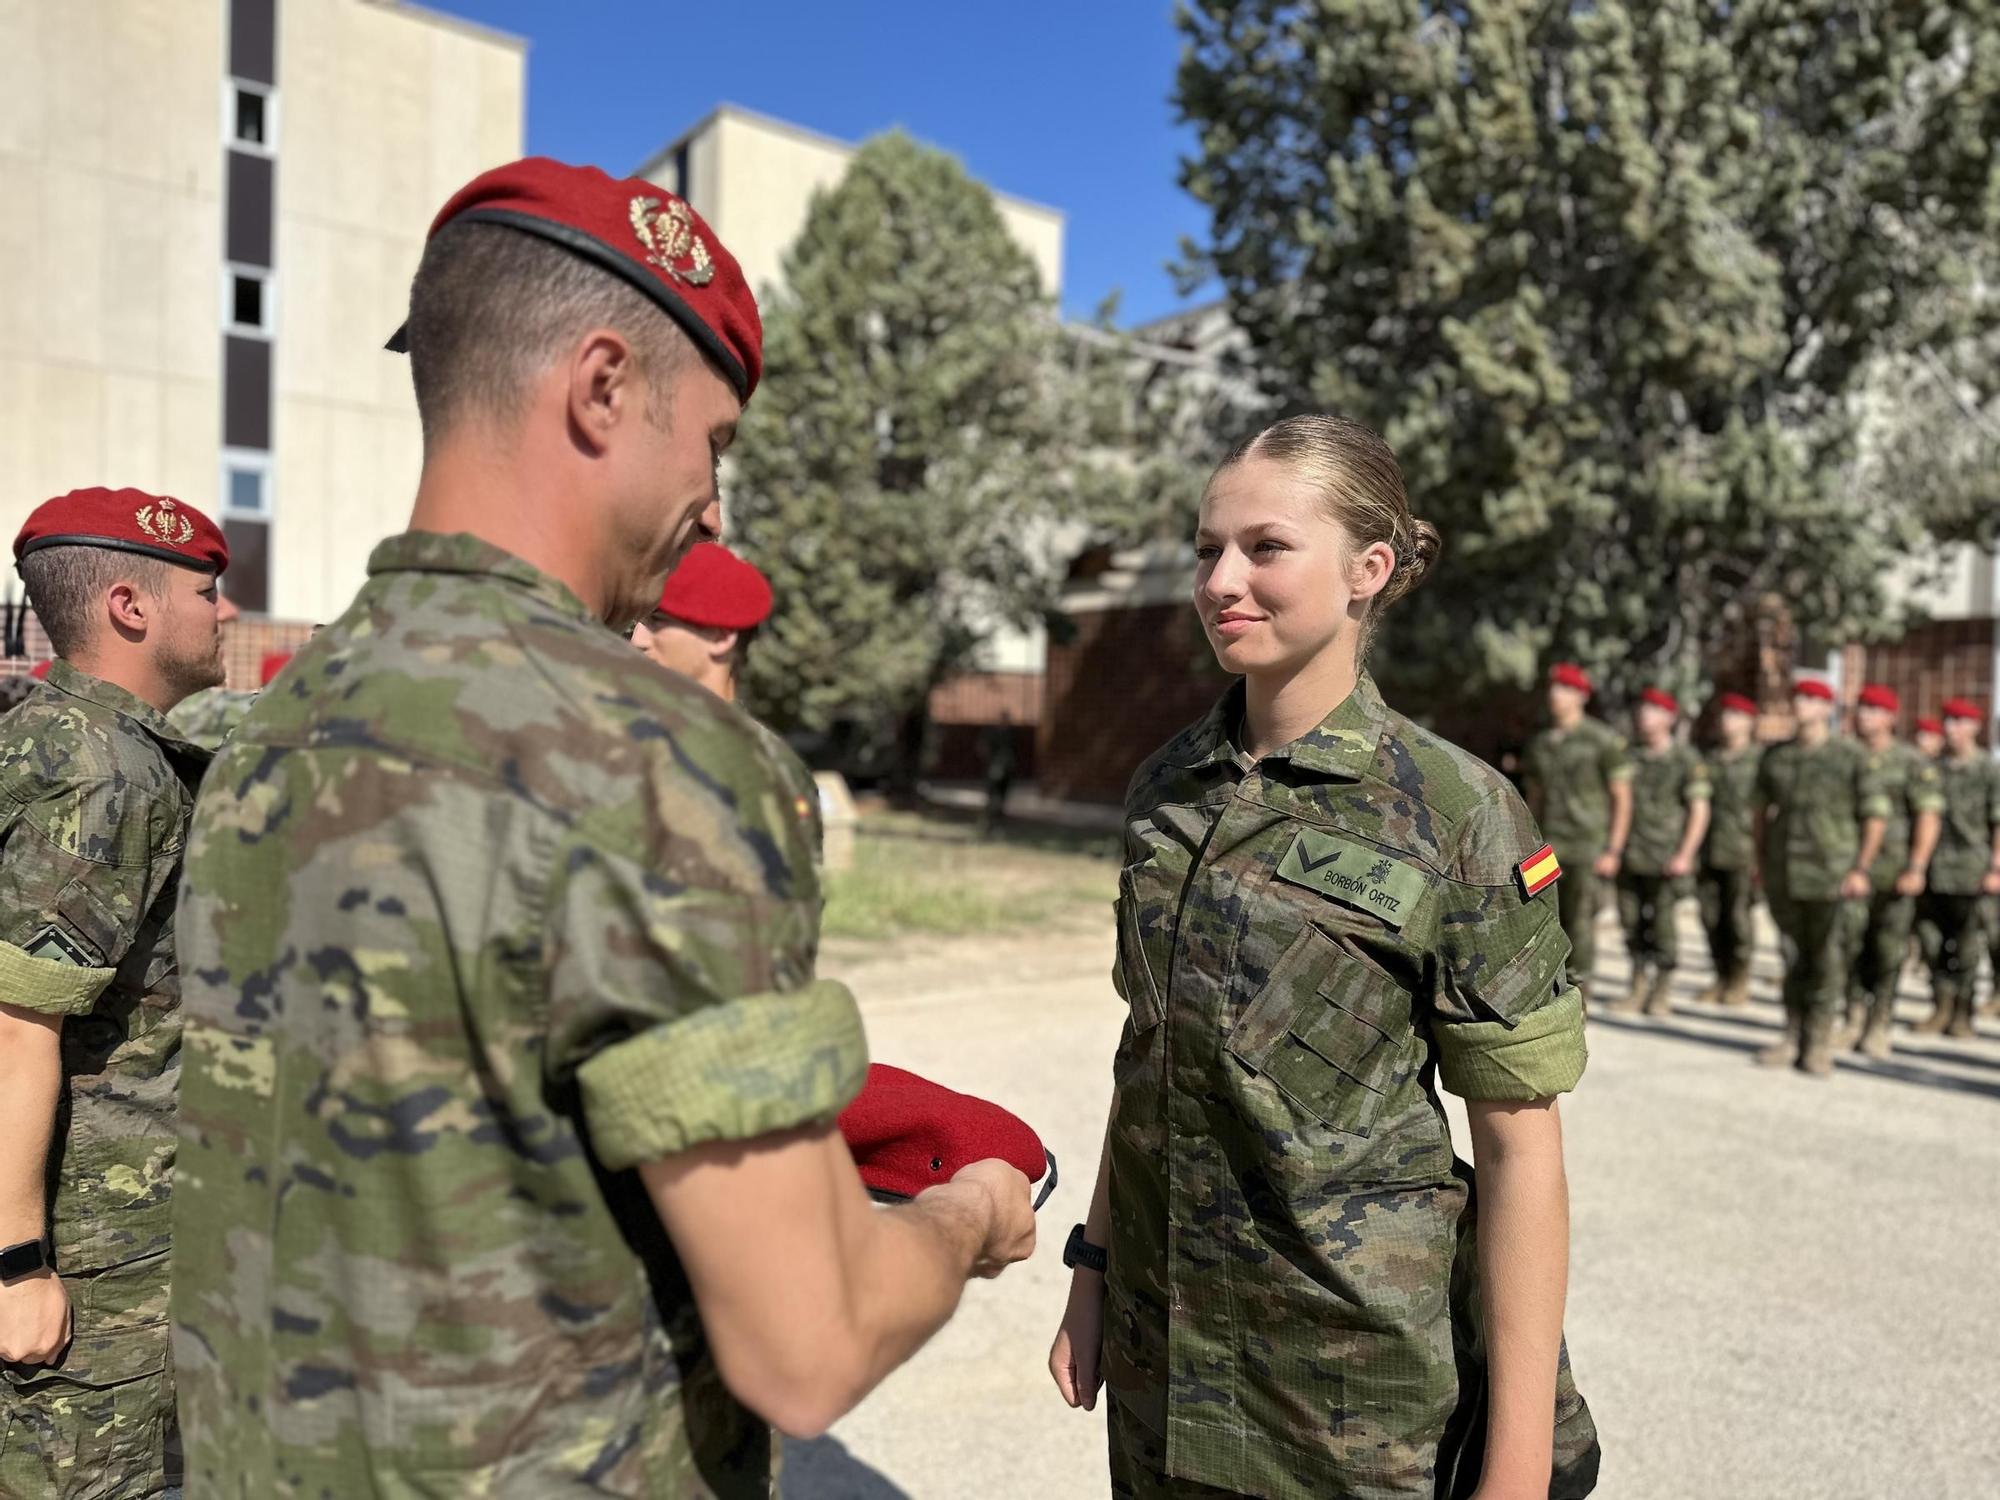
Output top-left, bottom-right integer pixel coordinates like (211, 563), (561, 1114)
(20, 546), (171, 659)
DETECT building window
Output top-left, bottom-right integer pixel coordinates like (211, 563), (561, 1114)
(225, 267), (270, 333)
(673, 143), (691, 201)
(226, 150), (275, 267)
(223, 518), (271, 614)
(222, 453), (269, 516)
(223, 336), (271, 450)
(230, 0), (277, 87)
(230, 84), (275, 151)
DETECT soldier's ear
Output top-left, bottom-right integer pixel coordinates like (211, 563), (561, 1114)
(106, 580), (149, 635)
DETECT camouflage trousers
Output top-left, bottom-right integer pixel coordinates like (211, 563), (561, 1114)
(0, 1256), (177, 1500)
(1765, 893), (1851, 1024)
(1551, 839), (1604, 988)
(1614, 872), (1681, 971)
(1696, 864), (1755, 982)
(1846, 888), (1916, 1020)
(1921, 892), (1987, 1006)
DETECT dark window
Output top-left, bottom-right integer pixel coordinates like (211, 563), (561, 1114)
(230, 0), (277, 86)
(231, 274), (264, 330)
(226, 465), (266, 514)
(234, 88), (267, 146)
(674, 143), (691, 201)
(223, 519), (270, 614)
(224, 336), (271, 450)
(227, 151), (274, 267)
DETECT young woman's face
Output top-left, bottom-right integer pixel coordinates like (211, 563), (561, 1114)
(1192, 456), (1389, 680)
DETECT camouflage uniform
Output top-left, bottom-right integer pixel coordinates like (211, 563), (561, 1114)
(1521, 718), (1631, 997)
(170, 533), (867, 1497)
(163, 686), (257, 753)
(1845, 743), (1944, 1035)
(1106, 674), (1598, 1499)
(0, 662), (209, 1499)
(1755, 737), (1889, 1059)
(1697, 745), (1761, 1002)
(1918, 752), (2000, 1036)
(1612, 744), (1710, 1012)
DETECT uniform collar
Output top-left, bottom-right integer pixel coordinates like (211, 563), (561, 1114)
(367, 531), (596, 624)
(1172, 672), (1387, 780)
(45, 660), (205, 756)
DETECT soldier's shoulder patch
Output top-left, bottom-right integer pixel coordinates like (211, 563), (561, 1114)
(1516, 844), (1562, 898)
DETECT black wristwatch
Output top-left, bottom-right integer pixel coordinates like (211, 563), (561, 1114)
(1063, 1223), (1107, 1275)
(0, 1237), (51, 1284)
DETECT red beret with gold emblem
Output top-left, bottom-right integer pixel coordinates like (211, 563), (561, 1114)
(1716, 691), (1758, 717)
(1549, 661), (1592, 695)
(1792, 677), (1836, 702)
(656, 542), (774, 631)
(14, 488), (228, 575)
(387, 156), (762, 403)
(837, 1064), (1052, 1205)
(1941, 697), (1983, 722)
(1640, 687), (1678, 715)
(1855, 683), (1899, 713)
(1916, 715), (1943, 735)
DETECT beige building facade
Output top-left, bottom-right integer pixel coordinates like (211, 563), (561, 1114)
(0, 0), (522, 660)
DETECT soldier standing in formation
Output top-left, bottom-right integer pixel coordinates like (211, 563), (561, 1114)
(0, 489), (230, 1498)
(1912, 699), (2000, 1038)
(1522, 662), (1633, 1008)
(1752, 677), (1888, 1077)
(168, 159), (1033, 1496)
(1050, 415), (1597, 1498)
(1696, 692), (1761, 1007)
(1610, 688), (1710, 1017)
(1841, 684), (1942, 1057)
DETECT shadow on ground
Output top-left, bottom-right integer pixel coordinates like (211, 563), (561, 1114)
(779, 1435), (910, 1499)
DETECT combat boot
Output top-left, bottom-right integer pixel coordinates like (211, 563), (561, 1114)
(1643, 970), (1675, 1016)
(1694, 974), (1726, 1006)
(1721, 967), (1753, 1007)
(1856, 1005), (1895, 1060)
(1912, 987), (1956, 1035)
(1756, 1013), (1802, 1068)
(1945, 989), (1978, 1040)
(1834, 996), (1866, 1048)
(1798, 1015), (1836, 1078)
(1608, 969), (1651, 1017)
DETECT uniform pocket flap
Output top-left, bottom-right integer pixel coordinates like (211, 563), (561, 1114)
(1116, 867), (1167, 1031)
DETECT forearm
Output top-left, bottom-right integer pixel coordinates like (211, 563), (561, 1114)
(1854, 817), (1887, 876)
(0, 1003), (63, 1242)
(1675, 803), (1711, 865)
(1470, 1099), (1569, 1495)
(1909, 812), (1940, 874)
(1606, 784), (1632, 854)
(829, 1181), (994, 1393)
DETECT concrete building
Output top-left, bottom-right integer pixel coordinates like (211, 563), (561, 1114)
(1, 0), (523, 679)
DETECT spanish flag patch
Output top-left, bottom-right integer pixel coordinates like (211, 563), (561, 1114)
(1517, 844), (1561, 898)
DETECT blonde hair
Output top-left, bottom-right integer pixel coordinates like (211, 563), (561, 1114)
(1208, 414), (1441, 636)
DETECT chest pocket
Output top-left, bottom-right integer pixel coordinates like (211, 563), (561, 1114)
(1225, 923), (1409, 1140)
(1114, 864), (1170, 1033)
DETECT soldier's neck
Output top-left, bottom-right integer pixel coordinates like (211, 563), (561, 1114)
(1242, 651), (1359, 762)
(1860, 730), (1893, 752)
(61, 649), (181, 715)
(1796, 722), (1830, 749)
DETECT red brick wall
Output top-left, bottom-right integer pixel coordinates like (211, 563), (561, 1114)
(926, 670), (1044, 782)
(1842, 617), (1996, 738)
(1040, 602), (1229, 804)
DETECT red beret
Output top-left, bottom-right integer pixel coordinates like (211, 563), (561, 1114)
(14, 488), (228, 575)
(656, 543), (773, 631)
(837, 1064), (1050, 1204)
(259, 651), (292, 687)
(1549, 662), (1592, 695)
(1855, 683), (1899, 713)
(1716, 691), (1758, 716)
(1941, 697), (1984, 723)
(1639, 687), (1678, 715)
(1792, 678), (1836, 702)
(28, 660), (51, 681)
(1916, 716), (1943, 735)
(388, 157), (762, 403)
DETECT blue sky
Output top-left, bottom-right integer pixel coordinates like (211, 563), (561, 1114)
(421, 0), (1213, 325)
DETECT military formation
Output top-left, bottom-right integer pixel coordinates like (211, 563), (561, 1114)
(1523, 664), (2000, 1079)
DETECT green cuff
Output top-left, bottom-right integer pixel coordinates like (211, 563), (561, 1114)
(1859, 797), (1893, 820)
(1437, 987), (1587, 1101)
(0, 940), (115, 1017)
(578, 977), (869, 1171)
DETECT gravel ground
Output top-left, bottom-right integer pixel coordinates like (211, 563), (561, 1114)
(787, 904), (2000, 1500)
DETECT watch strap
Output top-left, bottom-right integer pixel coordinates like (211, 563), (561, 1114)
(1063, 1223), (1107, 1275)
(0, 1237), (51, 1283)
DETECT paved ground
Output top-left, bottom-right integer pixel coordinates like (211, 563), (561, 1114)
(785, 904), (2000, 1499)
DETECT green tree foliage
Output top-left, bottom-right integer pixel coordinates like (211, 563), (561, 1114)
(730, 132), (1125, 775)
(1176, 0), (2000, 702)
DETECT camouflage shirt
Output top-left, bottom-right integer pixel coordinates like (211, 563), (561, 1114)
(1927, 752), (2000, 895)
(1701, 745), (1761, 872)
(170, 532), (868, 1498)
(0, 661), (208, 1499)
(1106, 674), (1587, 1498)
(164, 685), (258, 752)
(1755, 736), (1891, 902)
(1862, 741), (1945, 891)
(1521, 717), (1631, 850)
(1621, 743), (1711, 876)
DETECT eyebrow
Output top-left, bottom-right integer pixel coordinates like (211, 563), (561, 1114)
(1194, 519), (1298, 544)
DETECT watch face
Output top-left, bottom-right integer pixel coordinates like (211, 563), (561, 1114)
(0, 1239), (47, 1281)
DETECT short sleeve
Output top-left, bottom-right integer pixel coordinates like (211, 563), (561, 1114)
(1855, 752), (1893, 822)
(1908, 759), (1944, 816)
(1431, 784), (1587, 1102)
(0, 779), (163, 1015)
(1683, 753), (1712, 804)
(1600, 731), (1633, 784)
(1987, 764), (2000, 825)
(542, 776), (867, 1173)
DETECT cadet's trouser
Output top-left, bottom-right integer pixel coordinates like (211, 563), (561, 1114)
(1616, 871), (1680, 971)
(1848, 888), (1916, 1017)
(1766, 893), (1850, 1023)
(1923, 891), (1986, 1003)
(1552, 838), (1603, 987)
(1697, 863), (1755, 981)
